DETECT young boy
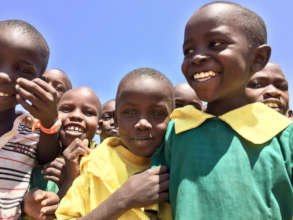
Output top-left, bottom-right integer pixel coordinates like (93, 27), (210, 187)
(97, 99), (118, 143)
(24, 87), (101, 220)
(56, 68), (173, 220)
(246, 62), (289, 115)
(42, 69), (72, 101)
(174, 82), (202, 110)
(0, 20), (60, 219)
(152, 2), (293, 219)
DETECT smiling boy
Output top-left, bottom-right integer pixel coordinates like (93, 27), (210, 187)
(246, 62), (289, 115)
(56, 68), (173, 220)
(152, 2), (293, 219)
(0, 20), (61, 219)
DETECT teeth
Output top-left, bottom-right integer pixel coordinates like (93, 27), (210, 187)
(193, 71), (216, 80)
(66, 125), (84, 133)
(0, 92), (9, 97)
(265, 102), (279, 108)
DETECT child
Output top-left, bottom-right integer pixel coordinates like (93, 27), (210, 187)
(56, 68), (173, 220)
(97, 99), (118, 143)
(26, 69), (72, 197)
(151, 2), (293, 219)
(246, 62), (289, 115)
(0, 19), (60, 219)
(174, 82), (202, 110)
(42, 69), (72, 101)
(24, 87), (101, 220)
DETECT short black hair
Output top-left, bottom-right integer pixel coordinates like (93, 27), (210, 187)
(200, 1), (267, 47)
(0, 19), (50, 75)
(116, 67), (175, 109)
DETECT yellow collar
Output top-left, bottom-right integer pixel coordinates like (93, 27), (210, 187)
(171, 102), (292, 144)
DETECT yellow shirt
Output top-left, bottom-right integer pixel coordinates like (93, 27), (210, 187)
(56, 137), (171, 220)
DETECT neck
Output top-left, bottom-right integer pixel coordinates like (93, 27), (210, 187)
(206, 93), (249, 116)
(0, 108), (17, 136)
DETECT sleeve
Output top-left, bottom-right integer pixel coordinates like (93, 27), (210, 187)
(55, 171), (90, 220)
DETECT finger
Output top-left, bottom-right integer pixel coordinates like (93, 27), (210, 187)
(41, 193), (60, 206)
(40, 205), (59, 215)
(148, 166), (169, 175)
(158, 173), (169, 182)
(159, 180), (169, 192)
(43, 175), (60, 184)
(17, 78), (51, 103)
(43, 160), (64, 171)
(158, 192), (169, 202)
(82, 139), (89, 147)
(33, 78), (57, 99)
(15, 90), (39, 114)
(30, 189), (46, 201)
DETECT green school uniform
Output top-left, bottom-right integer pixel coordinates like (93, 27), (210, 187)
(151, 102), (293, 220)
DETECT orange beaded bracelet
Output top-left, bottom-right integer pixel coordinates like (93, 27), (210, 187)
(32, 119), (62, 134)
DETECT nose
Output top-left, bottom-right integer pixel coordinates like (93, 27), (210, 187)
(134, 118), (152, 130)
(109, 118), (115, 126)
(69, 109), (83, 122)
(192, 53), (208, 65)
(263, 85), (281, 99)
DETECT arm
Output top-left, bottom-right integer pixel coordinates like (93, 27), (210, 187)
(58, 138), (90, 199)
(79, 166), (169, 220)
(16, 77), (60, 163)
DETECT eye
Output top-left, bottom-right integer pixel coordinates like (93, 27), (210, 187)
(59, 105), (72, 113)
(55, 85), (65, 93)
(149, 110), (168, 120)
(184, 48), (195, 56)
(122, 109), (138, 117)
(209, 40), (226, 50)
(84, 108), (97, 117)
(277, 83), (288, 91)
(247, 80), (265, 89)
(102, 113), (113, 121)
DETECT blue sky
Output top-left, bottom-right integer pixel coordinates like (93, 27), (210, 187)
(2, 0), (293, 106)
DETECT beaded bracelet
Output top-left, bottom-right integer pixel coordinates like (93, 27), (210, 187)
(32, 118), (62, 134)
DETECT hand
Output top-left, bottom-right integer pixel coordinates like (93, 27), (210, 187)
(42, 157), (65, 188)
(24, 188), (60, 220)
(62, 138), (91, 182)
(15, 77), (58, 127)
(119, 166), (169, 209)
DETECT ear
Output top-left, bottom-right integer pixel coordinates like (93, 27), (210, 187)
(96, 120), (102, 135)
(250, 44), (271, 73)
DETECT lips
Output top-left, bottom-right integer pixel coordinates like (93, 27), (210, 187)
(192, 70), (218, 82)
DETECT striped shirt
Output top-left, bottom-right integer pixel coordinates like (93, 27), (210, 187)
(0, 114), (39, 220)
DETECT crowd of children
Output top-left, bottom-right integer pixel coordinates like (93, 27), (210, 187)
(0, 1), (292, 220)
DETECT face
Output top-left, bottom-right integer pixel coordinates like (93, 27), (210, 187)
(0, 27), (45, 112)
(99, 100), (118, 141)
(174, 83), (202, 110)
(58, 87), (100, 147)
(116, 77), (173, 157)
(42, 69), (71, 101)
(181, 4), (254, 105)
(246, 63), (289, 115)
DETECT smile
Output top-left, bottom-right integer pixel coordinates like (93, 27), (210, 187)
(65, 125), (85, 135)
(193, 70), (217, 82)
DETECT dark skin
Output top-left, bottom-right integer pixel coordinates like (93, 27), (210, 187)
(79, 76), (173, 220)
(246, 62), (289, 115)
(0, 26), (59, 163)
(174, 82), (202, 110)
(24, 87), (101, 220)
(41, 69), (72, 102)
(97, 99), (118, 142)
(181, 3), (271, 116)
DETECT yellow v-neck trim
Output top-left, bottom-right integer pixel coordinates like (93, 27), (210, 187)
(171, 102), (292, 144)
